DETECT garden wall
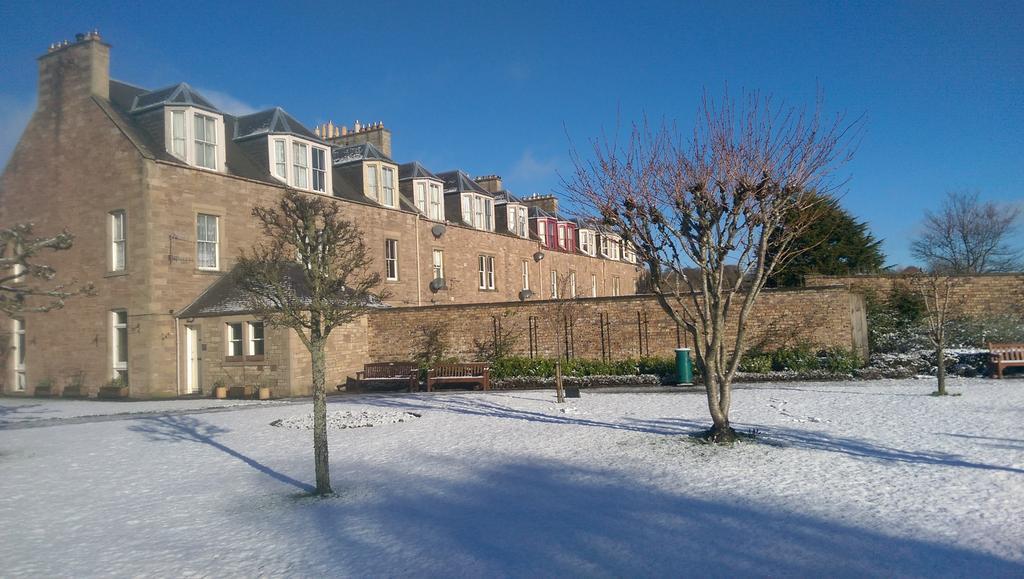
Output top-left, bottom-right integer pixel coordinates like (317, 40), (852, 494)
(366, 287), (868, 364)
(806, 273), (1024, 318)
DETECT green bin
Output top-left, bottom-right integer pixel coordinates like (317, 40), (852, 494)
(674, 348), (693, 385)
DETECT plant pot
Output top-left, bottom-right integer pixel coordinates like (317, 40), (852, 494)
(214, 386), (227, 399)
(227, 385), (254, 399)
(63, 385), (86, 398)
(258, 386), (271, 400)
(98, 386), (129, 399)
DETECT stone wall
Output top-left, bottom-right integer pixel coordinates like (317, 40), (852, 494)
(366, 287), (868, 364)
(806, 274), (1024, 318)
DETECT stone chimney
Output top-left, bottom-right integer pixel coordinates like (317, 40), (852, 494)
(474, 175), (503, 193)
(37, 30), (110, 113)
(318, 119), (392, 157)
(521, 193), (559, 215)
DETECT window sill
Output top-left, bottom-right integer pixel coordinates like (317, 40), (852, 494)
(385, 278), (400, 284)
(478, 288), (498, 292)
(104, 271), (129, 278)
(223, 355), (267, 366)
(194, 268), (222, 275)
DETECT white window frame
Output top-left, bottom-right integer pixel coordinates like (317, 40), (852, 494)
(366, 163), (380, 202)
(558, 224), (567, 249)
(196, 213), (220, 271)
(462, 195), (472, 224)
(478, 255), (495, 290)
(429, 183), (443, 220)
(247, 321), (265, 357)
(518, 207), (528, 238)
(580, 230), (596, 256)
(311, 147), (327, 193)
(591, 274), (598, 297)
(416, 181), (427, 214)
(382, 166), (396, 207)
(431, 249), (445, 281)
(12, 318), (26, 392)
(273, 139), (288, 180)
(537, 220), (547, 246)
(226, 322), (244, 357)
(569, 271), (577, 298)
(522, 259), (530, 290)
(613, 276), (621, 296)
(164, 107), (226, 172)
(550, 270), (558, 299)
(112, 310), (128, 381)
(385, 239), (399, 281)
(292, 142), (309, 189)
(110, 210), (126, 272)
(193, 112), (219, 170)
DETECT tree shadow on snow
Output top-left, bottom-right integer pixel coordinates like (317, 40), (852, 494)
(128, 415), (315, 493)
(355, 396), (1023, 475)
(293, 458), (1024, 577)
(0, 402), (61, 427)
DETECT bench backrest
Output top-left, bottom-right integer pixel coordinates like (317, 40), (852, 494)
(989, 343), (1024, 361)
(429, 363), (489, 378)
(363, 362), (418, 379)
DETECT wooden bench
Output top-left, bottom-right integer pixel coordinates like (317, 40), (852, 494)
(426, 363), (490, 392)
(989, 343), (1024, 378)
(343, 362), (420, 392)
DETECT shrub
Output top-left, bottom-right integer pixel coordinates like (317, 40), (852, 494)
(490, 356), (556, 379)
(638, 356), (677, 378)
(818, 347), (861, 374)
(771, 344), (818, 372)
(945, 314), (1024, 348)
(739, 352), (773, 373)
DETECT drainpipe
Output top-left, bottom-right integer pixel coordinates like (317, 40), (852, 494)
(415, 213), (422, 306)
(174, 315), (181, 396)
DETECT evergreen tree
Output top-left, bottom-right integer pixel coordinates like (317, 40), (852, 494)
(770, 194), (885, 287)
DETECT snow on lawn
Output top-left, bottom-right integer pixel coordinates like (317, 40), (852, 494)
(1, 378), (1022, 577)
(0, 396), (286, 427)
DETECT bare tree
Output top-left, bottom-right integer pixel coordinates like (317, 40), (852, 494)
(911, 191), (1022, 273)
(548, 271), (583, 403)
(567, 93), (858, 442)
(1, 223), (93, 317)
(912, 272), (963, 396)
(237, 191), (385, 495)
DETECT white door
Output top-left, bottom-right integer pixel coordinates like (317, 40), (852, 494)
(186, 325), (202, 394)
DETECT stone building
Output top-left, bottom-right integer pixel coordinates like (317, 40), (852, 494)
(0, 33), (641, 398)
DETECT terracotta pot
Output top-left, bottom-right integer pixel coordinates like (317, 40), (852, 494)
(214, 386), (227, 399)
(258, 387), (271, 400)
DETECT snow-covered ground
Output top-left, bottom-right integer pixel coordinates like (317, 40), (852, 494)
(1, 378), (1022, 577)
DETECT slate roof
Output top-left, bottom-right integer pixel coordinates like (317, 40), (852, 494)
(398, 161), (442, 182)
(436, 170), (493, 196)
(177, 264), (387, 319)
(233, 107), (323, 142)
(130, 82), (220, 114)
(332, 142), (392, 166)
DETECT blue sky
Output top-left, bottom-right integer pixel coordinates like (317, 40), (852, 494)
(1, 1), (1021, 266)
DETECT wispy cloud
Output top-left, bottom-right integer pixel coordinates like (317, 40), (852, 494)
(196, 87), (262, 116)
(508, 149), (561, 184)
(0, 95), (35, 170)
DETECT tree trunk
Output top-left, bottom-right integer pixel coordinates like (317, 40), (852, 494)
(935, 339), (947, 396)
(311, 343), (333, 494)
(703, 362), (737, 443)
(555, 359), (565, 404)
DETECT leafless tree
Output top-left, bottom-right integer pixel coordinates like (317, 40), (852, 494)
(912, 272), (963, 396)
(567, 92), (859, 442)
(910, 191), (1022, 273)
(1, 223), (93, 317)
(548, 271), (583, 403)
(237, 191), (385, 495)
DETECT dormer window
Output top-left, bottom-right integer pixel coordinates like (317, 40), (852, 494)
(461, 193), (494, 231)
(267, 136), (331, 193)
(579, 230), (596, 256)
(413, 180), (444, 221)
(361, 162), (398, 208)
(164, 107), (225, 172)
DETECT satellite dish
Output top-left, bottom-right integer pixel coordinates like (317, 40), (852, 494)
(429, 278), (447, 293)
(533, 251), (544, 262)
(431, 224), (446, 238)
(518, 289), (534, 301)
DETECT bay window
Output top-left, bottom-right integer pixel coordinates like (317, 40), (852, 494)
(311, 148), (327, 193)
(416, 182), (427, 214)
(292, 142), (309, 189)
(171, 110), (186, 159)
(367, 165), (379, 201)
(429, 184), (443, 220)
(274, 139), (287, 180)
(382, 166), (395, 207)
